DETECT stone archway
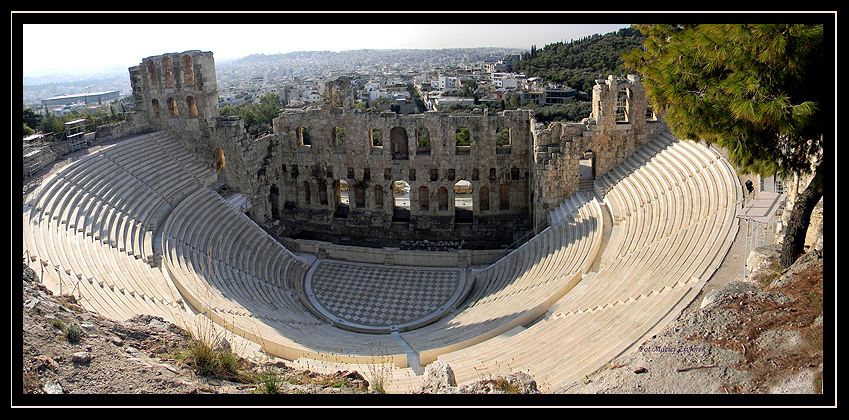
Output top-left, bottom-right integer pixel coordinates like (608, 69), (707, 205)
(392, 180), (411, 223)
(454, 180), (473, 223)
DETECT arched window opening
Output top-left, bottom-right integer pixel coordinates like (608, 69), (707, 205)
(186, 96), (198, 118)
(454, 180), (473, 223)
(416, 126), (431, 155)
(297, 126), (311, 146)
(167, 97), (179, 117)
(496, 126), (511, 154)
(455, 127), (470, 155)
(332, 126), (345, 147)
(390, 127), (408, 159)
(162, 56), (174, 88)
(479, 185), (490, 211)
(438, 187), (449, 211)
(418, 186), (430, 211)
(151, 99), (161, 117)
(181, 55), (194, 86)
(370, 127), (383, 147)
(615, 89), (630, 123)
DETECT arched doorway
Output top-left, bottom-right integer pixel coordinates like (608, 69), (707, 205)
(438, 187), (449, 211)
(454, 180), (473, 223)
(579, 150), (596, 192)
(334, 179), (350, 218)
(479, 185), (490, 211)
(392, 180), (411, 223)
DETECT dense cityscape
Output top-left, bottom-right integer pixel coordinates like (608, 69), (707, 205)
(24, 47), (583, 119)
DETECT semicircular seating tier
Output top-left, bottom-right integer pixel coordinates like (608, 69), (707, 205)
(23, 129), (741, 392)
(433, 132), (741, 391)
(23, 131), (219, 337)
(160, 186), (410, 365)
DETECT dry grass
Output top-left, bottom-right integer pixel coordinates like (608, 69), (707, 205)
(708, 256), (824, 393)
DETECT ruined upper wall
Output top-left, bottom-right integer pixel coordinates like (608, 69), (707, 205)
(122, 49), (670, 236)
(529, 74), (667, 225)
(268, 106), (533, 218)
(129, 50), (219, 131)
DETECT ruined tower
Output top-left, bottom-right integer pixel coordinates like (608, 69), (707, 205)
(129, 50), (219, 133)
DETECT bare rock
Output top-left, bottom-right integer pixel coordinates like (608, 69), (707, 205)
(420, 361), (456, 393)
(42, 381), (63, 394)
(72, 351), (93, 364)
(701, 280), (762, 309)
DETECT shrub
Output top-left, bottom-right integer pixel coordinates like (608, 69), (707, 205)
(65, 324), (84, 343)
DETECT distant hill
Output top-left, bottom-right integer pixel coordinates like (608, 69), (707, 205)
(224, 47), (527, 68)
(515, 27), (646, 93)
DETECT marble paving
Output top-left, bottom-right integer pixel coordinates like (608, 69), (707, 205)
(307, 261), (464, 331)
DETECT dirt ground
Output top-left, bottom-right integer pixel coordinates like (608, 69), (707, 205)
(556, 244), (827, 401)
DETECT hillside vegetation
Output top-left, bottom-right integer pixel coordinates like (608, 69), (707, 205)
(515, 26), (646, 93)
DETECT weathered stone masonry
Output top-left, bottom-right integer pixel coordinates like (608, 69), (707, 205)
(111, 51), (665, 247)
(530, 74), (665, 226)
(267, 78), (534, 243)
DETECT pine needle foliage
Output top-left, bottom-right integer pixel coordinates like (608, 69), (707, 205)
(623, 23), (825, 180)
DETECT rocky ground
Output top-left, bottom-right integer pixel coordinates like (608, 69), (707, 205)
(555, 248), (826, 398)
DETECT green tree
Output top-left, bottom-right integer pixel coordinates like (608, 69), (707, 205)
(23, 123), (36, 137)
(455, 128), (470, 146)
(221, 94), (281, 137)
(623, 23), (825, 269)
(516, 27), (645, 92)
(23, 106), (42, 133)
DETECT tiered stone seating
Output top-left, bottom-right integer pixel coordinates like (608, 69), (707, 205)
(22, 131), (213, 328)
(434, 133), (741, 391)
(160, 186), (409, 366)
(399, 194), (605, 365)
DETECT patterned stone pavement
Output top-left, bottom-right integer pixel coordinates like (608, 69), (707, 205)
(306, 261), (465, 332)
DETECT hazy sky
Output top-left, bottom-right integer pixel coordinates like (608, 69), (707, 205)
(20, 16), (631, 75)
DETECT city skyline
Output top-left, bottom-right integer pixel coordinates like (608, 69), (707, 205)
(20, 18), (631, 76)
